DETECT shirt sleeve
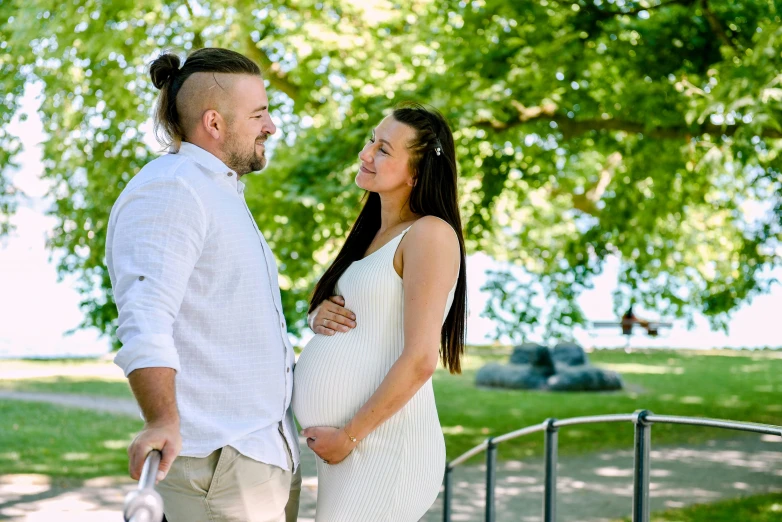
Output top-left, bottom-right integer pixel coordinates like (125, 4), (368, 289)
(109, 176), (207, 377)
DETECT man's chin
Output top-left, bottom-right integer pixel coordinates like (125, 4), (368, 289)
(249, 159), (266, 173)
(250, 154), (267, 173)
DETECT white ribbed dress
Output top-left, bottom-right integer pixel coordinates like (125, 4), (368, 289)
(292, 225), (456, 522)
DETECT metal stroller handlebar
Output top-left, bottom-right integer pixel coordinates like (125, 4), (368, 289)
(123, 450), (164, 522)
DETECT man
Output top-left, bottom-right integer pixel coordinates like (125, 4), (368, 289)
(106, 47), (300, 522)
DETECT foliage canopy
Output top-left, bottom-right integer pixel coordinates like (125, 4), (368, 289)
(1, 0), (781, 343)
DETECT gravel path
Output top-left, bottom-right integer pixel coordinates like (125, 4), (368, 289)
(0, 390), (141, 417)
(1, 390), (780, 521)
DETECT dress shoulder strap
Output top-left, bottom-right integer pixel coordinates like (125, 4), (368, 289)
(388, 224), (415, 261)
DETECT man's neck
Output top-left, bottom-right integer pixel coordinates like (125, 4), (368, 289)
(183, 139), (228, 166)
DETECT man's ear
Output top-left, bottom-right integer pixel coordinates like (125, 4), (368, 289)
(202, 109), (221, 140)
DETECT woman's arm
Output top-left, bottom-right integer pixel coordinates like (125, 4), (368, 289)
(302, 216), (460, 463)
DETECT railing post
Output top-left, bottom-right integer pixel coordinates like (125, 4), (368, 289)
(443, 463), (452, 522)
(632, 410), (652, 522)
(123, 450), (164, 522)
(542, 418), (558, 522)
(485, 438), (498, 522)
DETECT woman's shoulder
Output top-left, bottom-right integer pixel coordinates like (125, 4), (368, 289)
(411, 215), (458, 235)
(404, 215), (460, 251)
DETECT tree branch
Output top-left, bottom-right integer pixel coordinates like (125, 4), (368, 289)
(550, 152), (621, 216)
(699, 0), (742, 53)
(474, 102), (782, 140)
(245, 35), (301, 102)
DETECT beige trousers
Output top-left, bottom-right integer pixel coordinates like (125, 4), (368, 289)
(157, 445), (301, 522)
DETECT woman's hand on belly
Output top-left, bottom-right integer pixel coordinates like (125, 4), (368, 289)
(308, 296), (357, 336)
(301, 426), (358, 465)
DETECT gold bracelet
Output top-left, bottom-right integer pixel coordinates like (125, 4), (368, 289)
(343, 428), (357, 443)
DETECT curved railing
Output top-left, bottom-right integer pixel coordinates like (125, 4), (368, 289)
(123, 412), (781, 522)
(442, 410), (782, 522)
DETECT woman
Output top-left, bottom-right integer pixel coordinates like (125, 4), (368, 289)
(291, 103), (467, 521)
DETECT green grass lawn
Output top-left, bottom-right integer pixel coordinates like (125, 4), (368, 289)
(0, 399), (141, 479)
(2, 348), (780, 472)
(0, 376), (133, 398)
(615, 492), (782, 521)
(434, 347), (782, 462)
(0, 358), (133, 398)
(1, 350), (779, 521)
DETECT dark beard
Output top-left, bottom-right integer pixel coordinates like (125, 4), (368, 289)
(225, 146), (265, 175)
(223, 129), (267, 175)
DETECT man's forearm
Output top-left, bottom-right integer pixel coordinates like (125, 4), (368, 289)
(128, 367), (179, 425)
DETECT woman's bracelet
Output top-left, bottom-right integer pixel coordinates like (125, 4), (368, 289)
(343, 427), (357, 443)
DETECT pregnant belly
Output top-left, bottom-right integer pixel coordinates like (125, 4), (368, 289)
(292, 331), (394, 429)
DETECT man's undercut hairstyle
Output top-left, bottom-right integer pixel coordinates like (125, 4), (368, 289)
(149, 48), (262, 150)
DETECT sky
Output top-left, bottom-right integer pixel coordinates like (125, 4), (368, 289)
(1, 84), (780, 358)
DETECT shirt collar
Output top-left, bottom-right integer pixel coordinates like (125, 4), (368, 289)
(175, 142), (244, 194)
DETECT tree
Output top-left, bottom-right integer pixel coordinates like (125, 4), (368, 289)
(1, 0), (780, 345)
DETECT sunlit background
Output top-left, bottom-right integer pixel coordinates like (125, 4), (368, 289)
(3, 3), (782, 521)
(3, 84), (780, 358)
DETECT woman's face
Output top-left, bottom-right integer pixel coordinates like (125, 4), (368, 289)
(356, 116), (416, 194)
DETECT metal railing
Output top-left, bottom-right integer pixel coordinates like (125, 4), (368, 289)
(123, 450), (164, 522)
(442, 410), (782, 522)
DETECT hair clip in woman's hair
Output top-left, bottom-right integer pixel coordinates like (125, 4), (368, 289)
(435, 147), (442, 156)
(434, 138), (443, 156)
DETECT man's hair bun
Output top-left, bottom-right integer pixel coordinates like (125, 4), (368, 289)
(149, 53), (181, 89)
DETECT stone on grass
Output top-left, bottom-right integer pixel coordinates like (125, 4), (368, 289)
(476, 341), (624, 392)
(509, 343), (555, 377)
(475, 363), (549, 390)
(551, 342), (589, 366)
(546, 366), (623, 392)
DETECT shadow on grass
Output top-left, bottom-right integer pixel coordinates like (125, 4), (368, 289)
(0, 400), (141, 479)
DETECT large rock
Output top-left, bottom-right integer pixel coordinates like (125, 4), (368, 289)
(509, 343), (555, 377)
(475, 363), (549, 390)
(546, 366), (623, 392)
(551, 342), (588, 366)
(477, 342), (624, 392)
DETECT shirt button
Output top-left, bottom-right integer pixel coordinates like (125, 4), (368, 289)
(286, 367), (290, 373)
(227, 172), (233, 177)
(138, 276), (145, 281)
(280, 321), (285, 328)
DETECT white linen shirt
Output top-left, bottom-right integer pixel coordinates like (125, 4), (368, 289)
(107, 142), (299, 471)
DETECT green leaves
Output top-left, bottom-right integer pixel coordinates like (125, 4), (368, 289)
(1, 0), (781, 344)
